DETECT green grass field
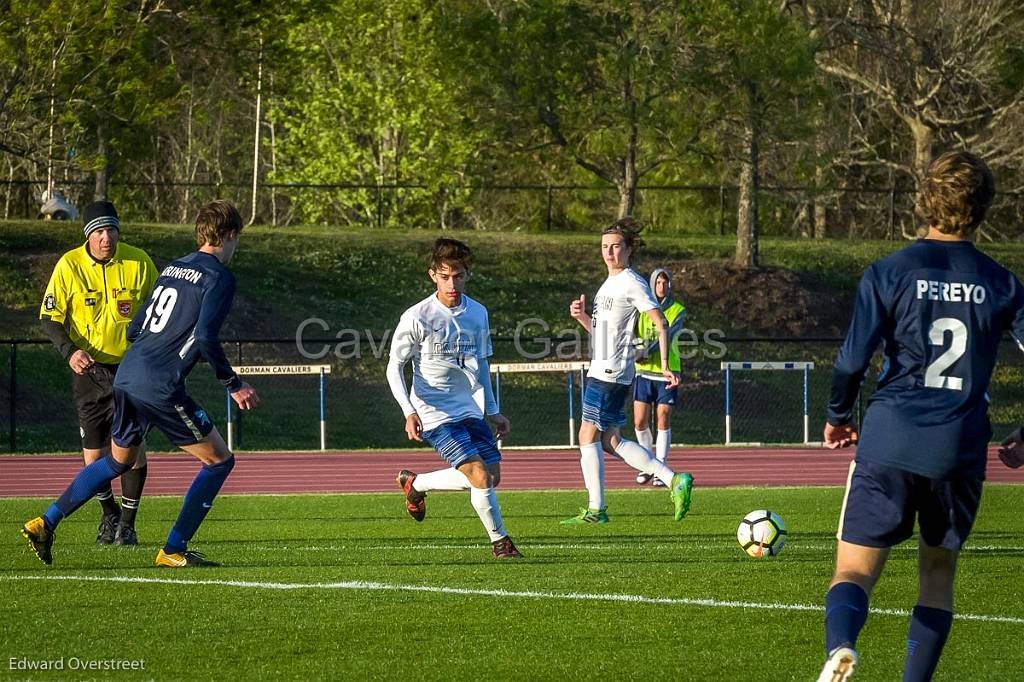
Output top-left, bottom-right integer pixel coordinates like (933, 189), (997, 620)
(3, 486), (1023, 680)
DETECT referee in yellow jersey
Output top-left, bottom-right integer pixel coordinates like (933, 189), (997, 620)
(39, 201), (157, 545)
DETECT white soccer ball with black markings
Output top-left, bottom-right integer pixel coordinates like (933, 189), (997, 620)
(736, 509), (787, 558)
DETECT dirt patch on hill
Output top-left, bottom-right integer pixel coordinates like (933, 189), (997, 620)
(25, 252), (61, 287)
(666, 259), (851, 337)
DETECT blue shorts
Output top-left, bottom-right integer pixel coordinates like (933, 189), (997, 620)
(838, 459), (983, 551)
(422, 417), (501, 468)
(633, 376), (678, 406)
(111, 389), (215, 447)
(582, 379), (630, 432)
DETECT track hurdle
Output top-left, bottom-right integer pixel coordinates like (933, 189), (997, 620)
(490, 361), (589, 448)
(721, 361), (814, 445)
(228, 364), (332, 451)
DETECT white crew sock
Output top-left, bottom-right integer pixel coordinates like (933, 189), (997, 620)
(635, 427), (653, 453)
(470, 486), (506, 542)
(614, 439), (675, 485)
(413, 467), (471, 492)
(579, 442), (605, 510)
(655, 430), (671, 483)
(656, 429), (671, 463)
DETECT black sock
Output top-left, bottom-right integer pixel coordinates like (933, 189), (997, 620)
(120, 465), (148, 527)
(96, 484), (121, 516)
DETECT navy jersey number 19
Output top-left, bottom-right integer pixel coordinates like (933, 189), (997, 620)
(142, 286), (178, 333)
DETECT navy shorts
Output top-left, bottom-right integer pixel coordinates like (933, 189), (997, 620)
(837, 459), (983, 551)
(633, 376), (678, 406)
(422, 417), (501, 468)
(582, 378), (630, 432)
(111, 389), (215, 447)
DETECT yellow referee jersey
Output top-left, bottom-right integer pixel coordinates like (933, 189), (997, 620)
(39, 242), (157, 364)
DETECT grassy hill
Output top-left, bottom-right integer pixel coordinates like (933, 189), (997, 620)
(10, 218), (1024, 339)
(4, 220), (1024, 453)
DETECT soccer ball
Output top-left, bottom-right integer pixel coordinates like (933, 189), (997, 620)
(736, 509), (787, 558)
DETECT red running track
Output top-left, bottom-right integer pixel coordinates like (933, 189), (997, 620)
(0, 447), (1020, 497)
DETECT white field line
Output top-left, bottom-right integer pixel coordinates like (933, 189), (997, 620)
(241, 542), (1023, 553)
(2, 574), (1021, 625)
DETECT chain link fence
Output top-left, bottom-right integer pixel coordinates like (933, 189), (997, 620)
(9, 178), (1023, 238)
(4, 336), (1024, 453)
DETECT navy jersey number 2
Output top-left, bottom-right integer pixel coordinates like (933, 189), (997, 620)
(925, 317), (968, 391)
(828, 240), (1024, 479)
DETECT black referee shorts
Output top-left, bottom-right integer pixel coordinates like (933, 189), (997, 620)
(71, 362), (119, 449)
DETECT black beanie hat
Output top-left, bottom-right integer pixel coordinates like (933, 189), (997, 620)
(83, 201), (120, 238)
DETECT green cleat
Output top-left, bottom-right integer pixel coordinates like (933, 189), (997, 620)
(670, 472), (694, 521)
(560, 507), (609, 525)
(21, 517), (54, 565)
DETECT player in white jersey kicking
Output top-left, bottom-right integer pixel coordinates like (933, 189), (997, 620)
(562, 218), (694, 525)
(387, 238), (522, 559)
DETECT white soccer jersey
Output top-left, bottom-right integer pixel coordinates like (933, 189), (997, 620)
(587, 269), (659, 385)
(387, 293), (496, 431)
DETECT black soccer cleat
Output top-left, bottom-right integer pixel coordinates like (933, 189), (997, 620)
(114, 523), (138, 546)
(96, 511), (121, 545)
(21, 517), (54, 565)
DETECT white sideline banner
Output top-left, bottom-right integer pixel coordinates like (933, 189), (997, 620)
(235, 365), (332, 375)
(490, 361), (589, 373)
(720, 361), (813, 371)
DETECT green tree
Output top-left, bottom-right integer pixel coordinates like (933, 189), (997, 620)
(688, 0), (818, 266)
(147, 0), (310, 223)
(440, 0), (706, 220)
(804, 0), (1024, 239)
(52, 1), (183, 201)
(269, 0), (479, 227)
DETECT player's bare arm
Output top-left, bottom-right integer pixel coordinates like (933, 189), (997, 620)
(569, 294), (591, 332)
(823, 422), (858, 449)
(230, 382), (260, 410)
(998, 427), (1024, 468)
(487, 412), (510, 439)
(404, 413), (424, 442)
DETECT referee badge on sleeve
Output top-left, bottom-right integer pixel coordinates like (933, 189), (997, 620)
(44, 294), (55, 311)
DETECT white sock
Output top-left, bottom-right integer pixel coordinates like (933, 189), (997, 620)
(470, 486), (506, 542)
(614, 439), (675, 484)
(413, 467), (470, 492)
(579, 442), (605, 510)
(635, 427), (653, 453)
(656, 429), (671, 463)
